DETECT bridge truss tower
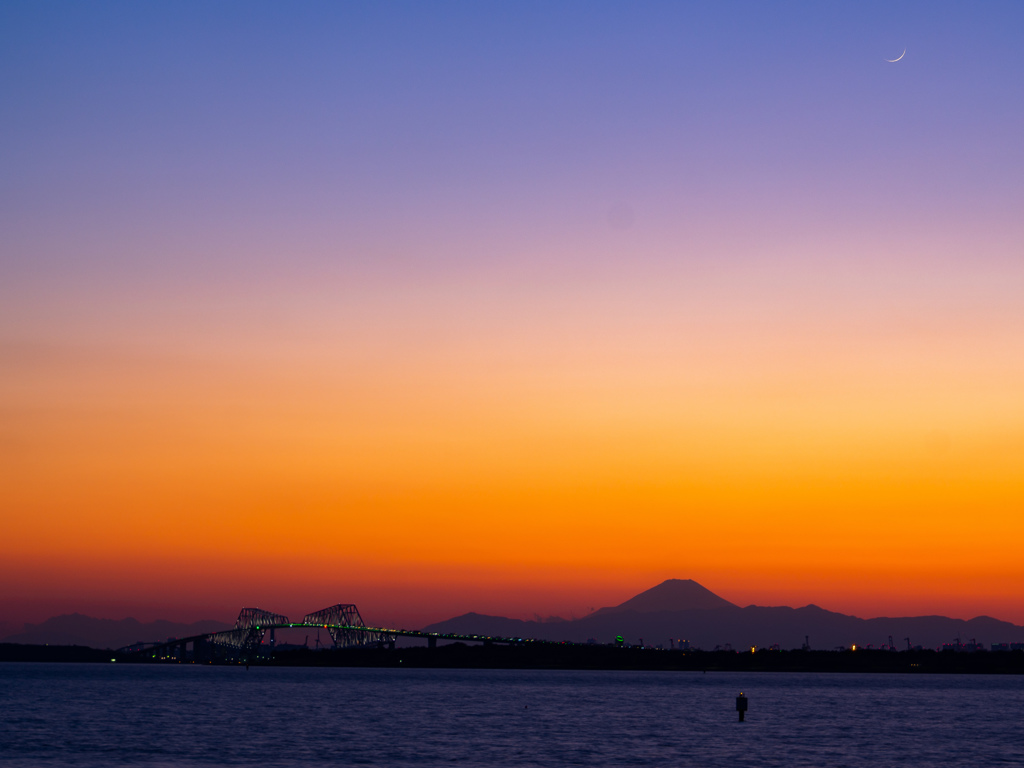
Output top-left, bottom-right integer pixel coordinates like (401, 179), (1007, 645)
(208, 607), (290, 660)
(302, 603), (395, 648)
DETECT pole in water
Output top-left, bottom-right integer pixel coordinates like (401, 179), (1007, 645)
(736, 693), (748, 722)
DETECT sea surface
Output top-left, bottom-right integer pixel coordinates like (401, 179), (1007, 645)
(1, 663), (1022, 767)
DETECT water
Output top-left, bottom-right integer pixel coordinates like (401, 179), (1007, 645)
(1, 663), (1022, 767)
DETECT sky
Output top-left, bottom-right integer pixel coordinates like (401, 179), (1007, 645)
(2, 1), (1024, 634)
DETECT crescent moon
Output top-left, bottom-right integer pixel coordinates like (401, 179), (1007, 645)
(886, 48), (906, 63)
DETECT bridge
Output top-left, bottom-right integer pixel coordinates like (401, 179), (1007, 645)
(119, 603), (565, 663)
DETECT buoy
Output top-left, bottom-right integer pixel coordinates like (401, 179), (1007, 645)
(736, 693), (748, 722)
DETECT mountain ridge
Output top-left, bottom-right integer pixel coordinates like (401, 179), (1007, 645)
(424, 580), (1024, 651)
(588, 578), (737, 616)
(3, 613), (232, 650)
(8, 580), (1024, 651)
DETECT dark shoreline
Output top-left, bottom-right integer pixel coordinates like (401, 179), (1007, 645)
(4, 642), (1024, 673)
(0, 643), (113, 663)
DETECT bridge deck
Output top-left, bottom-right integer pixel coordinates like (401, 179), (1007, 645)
(120, 622), (574, 659)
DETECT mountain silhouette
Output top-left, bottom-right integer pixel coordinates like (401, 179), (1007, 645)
(591, 578), (737, 615)
(3, 614), (231, 650)
(11, 581), (1024, 652)
(423, 580), (1024, 650)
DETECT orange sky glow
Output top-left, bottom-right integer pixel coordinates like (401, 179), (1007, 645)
(3, 3), (1023, 634)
